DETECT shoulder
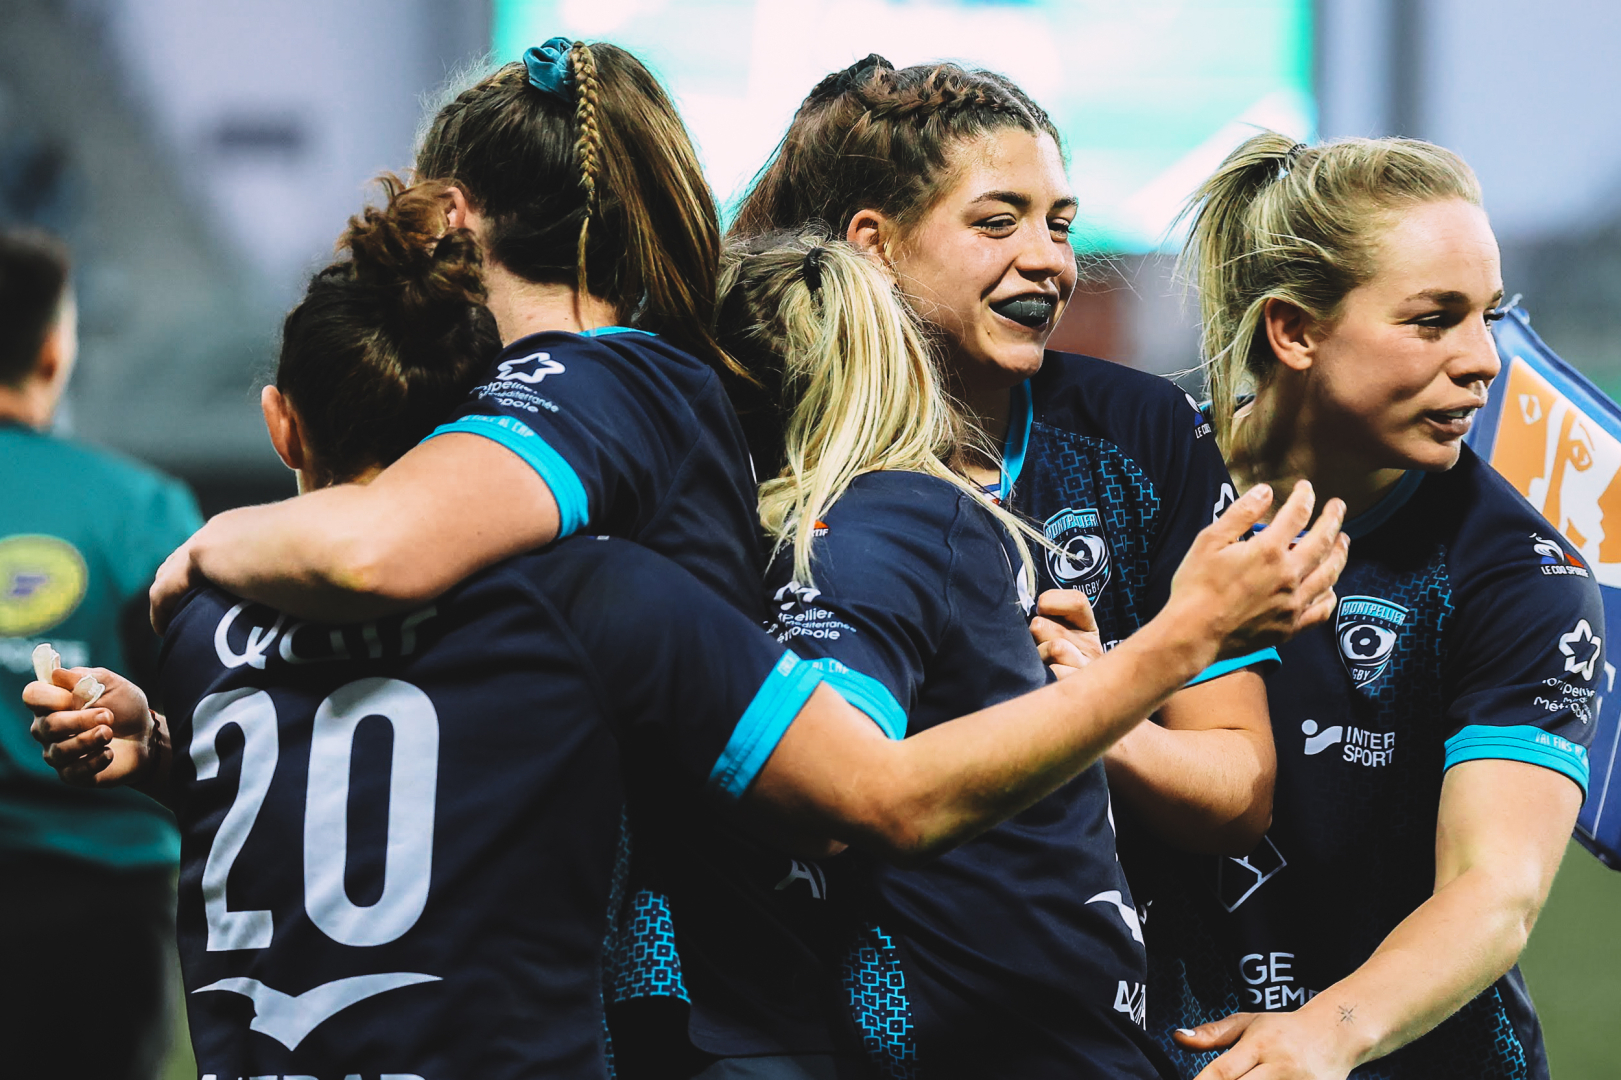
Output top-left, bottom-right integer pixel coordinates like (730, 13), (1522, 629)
(495, 535), (719, 631)
(490, 329), (713, 384)
(1030, 352), (1217, 477)
(1421, 448), (1603, 605)
(17, 431), (194, 505)
(1033, 351), (1208, 433)
(822, 471), (987, 548)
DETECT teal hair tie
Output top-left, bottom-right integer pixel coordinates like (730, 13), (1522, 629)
(524, 37), (575, 103)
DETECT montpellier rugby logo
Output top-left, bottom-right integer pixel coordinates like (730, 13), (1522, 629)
(1043, 507), (1111, 601)
(1335, 595), (1409, 688)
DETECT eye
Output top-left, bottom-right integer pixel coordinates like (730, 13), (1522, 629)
(1049, 218), (1074, 237)
(975, 214), (1018, 235)
(1409, 310), (1463, 331)
(1484, 307), (1508, 324)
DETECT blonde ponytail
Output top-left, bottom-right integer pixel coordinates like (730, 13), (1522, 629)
(718, 231), (1048, 590)
(1179, 132), (1481, 455)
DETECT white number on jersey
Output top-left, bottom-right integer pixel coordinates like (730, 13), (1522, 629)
(189, 678), (440, 951)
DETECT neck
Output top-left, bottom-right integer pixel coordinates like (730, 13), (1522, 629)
(1227, 378), (1407, 523)
(483, 261), (621, 344)
(0, 381), (53, 429)
(956, 375), (1015, 489)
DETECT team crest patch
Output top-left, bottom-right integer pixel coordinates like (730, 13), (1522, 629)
(0, 535), (88, 637)
(1335, 595), (1409, 688)
(1043, 507), (1111, 601)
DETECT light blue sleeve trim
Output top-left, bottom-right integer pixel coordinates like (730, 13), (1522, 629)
(425, 414), (590, 537)
(1185, 647), (1281, 688)
(804, 657), (908, 740)
(583, 325), (657, 338)
(707, 651), (826, 801)
(1444, 723), (1590, 795)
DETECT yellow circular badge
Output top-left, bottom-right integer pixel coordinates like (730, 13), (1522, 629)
(0, 535), (89, 637)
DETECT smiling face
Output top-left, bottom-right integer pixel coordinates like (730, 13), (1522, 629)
(1300, 198), (1504, 473)
(884, 129), (1078, 395)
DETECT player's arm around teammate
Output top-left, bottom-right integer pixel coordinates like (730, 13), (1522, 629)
(150, 39), (760, 629)
(34, 471), (1338, 863)
(1170, 134), (1593, 1080)
(730, 56), (1277, 857)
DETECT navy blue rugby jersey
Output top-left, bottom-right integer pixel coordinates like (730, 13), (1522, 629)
(1143, 446), (1601, 1080)
(426, 327), (764, 615)
(157, 537), (822, 1080)
(999, 352), (1275, 680)
(763, 470), (1174, 1080)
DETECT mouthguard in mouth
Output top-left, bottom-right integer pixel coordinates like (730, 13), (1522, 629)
(989, 295), (1056, 327)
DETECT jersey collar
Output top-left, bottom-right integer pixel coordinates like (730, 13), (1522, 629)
(983, 380), (1034, 502)
(1342, 469), (1425, 540)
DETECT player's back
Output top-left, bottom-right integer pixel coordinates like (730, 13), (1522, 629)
(160, 542), (637, 1080)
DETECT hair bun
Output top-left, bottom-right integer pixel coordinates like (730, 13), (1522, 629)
(339, 174), (487, 339)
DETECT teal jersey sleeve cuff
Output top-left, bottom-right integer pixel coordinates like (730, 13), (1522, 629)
(804, 658), (907, 740)
(426, 415), (590, 537)
(1186, 647), (1281, 688)
(1444, 724), (1590, 795)
(707, 651), (825, 801)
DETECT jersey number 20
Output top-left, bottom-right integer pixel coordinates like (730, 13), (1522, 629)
(189, 677), (439, 952)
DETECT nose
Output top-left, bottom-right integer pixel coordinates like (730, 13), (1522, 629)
(1016, 221), (1073, 283)
(1453, 314), (1502, 395)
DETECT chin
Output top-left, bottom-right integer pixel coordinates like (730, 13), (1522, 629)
(1402, 439), (1465, 473)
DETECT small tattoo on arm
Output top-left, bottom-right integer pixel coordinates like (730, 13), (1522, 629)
(1339, 1005), (1357, 1024)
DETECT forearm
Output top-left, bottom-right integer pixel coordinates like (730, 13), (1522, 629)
(855, 608), (1218, 862)
(190, 487), (436, 621)
(1104, 721), (1272, 854)
(1285, 866), (1545, 1070)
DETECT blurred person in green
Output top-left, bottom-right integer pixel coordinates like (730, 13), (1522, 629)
(0, 228), (202, 1079)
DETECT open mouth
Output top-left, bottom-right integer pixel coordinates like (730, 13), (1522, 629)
(989, 295), (1057, 328)
(1424, 407), (1479, 435)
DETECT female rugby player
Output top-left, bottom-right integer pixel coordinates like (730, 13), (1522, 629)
(717, 230), (1322, 1079)
(1159, 134), (1601, 1080)
(149, 38), (759, 626)
(723, 57), (1287, 1077)
(733, 54), (1278, 863)
(28, 176), (1343, 1080)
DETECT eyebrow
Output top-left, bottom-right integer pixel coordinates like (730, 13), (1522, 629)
(1402, 288), (1505, 305)
(969, 189), (1079, 213)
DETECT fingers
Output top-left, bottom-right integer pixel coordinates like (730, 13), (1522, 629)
(41, 722), (114, 764)
(1255, 481), (1317, 550)
(1202, 484), (1274, 546)
(1192, 1044), (1263, 1080)
(1293, 534), (1350, 619)
(1035, 589), (1098, 634)
(1038, 638), (1088, 669)
(150, 545), (194, 635)
(1029, 616), (1068, 647)
(1281, 496), (1345, 575)
(21, 679), (76, 716)
(1174, 1012), (1258, 1050)
(31, 707), (116, 748)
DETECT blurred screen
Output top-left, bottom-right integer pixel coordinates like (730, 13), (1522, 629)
(493, 0), (1314, 252)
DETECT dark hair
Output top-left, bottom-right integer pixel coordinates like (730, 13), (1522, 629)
(277, 174), (501, 486)
(730, 56), (1063, 240)
(417, 42), (742, 377)
(0, 229), (71, 386)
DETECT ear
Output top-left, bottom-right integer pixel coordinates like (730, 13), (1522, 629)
(33, 327), (63, 385)
(1261, 297), (1316, 373)
(845, 208), (894, 265)
(442, 184), (476, 232)
(261, 385), (305, 473)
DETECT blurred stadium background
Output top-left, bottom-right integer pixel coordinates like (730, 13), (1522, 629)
(2, 0), (1616, 1075)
